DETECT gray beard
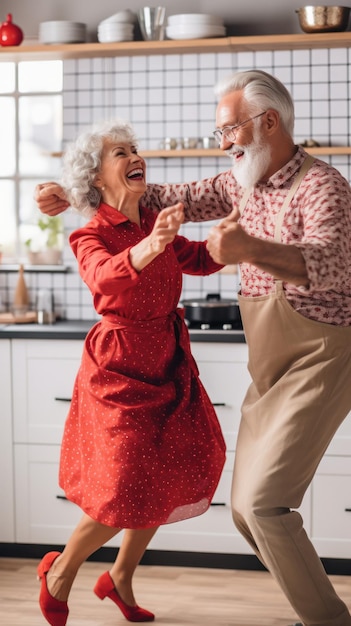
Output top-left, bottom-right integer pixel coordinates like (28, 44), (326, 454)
(229, 130), (271, 189)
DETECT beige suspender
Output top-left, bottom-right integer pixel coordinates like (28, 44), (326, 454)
(273, 154), (314, 243)
(238, 154), (315, 244)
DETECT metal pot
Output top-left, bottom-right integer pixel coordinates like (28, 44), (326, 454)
(181, 293), (241, 326)
(296, 6), (350, 33)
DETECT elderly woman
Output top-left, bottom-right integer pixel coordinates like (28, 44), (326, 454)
(37, 119), (226, 626)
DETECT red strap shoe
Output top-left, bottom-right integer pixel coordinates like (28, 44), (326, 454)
(94, 570), (155, 622)
(37, 552), (69, 626)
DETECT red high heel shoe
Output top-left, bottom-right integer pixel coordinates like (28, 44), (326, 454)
(37, 551), (69, 626)
(94, 571), (155, 622)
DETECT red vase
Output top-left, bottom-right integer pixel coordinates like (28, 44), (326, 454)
(0, 13), (24, 46)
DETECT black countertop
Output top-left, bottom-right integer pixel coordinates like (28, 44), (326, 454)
(0, 319), (246, 343)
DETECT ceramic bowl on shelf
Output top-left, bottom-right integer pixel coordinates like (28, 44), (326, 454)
(166, 24), (226, 40)
(167, 13), (224, 26)
(99, 10), (136, 25)
(97, 21), (134, 43)
(39, 21), (86, 44)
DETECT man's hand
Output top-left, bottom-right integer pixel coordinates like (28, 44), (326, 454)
(207, 217), (309, 287)
(34, 183), (70, 216)
(207, 220), (252, 265)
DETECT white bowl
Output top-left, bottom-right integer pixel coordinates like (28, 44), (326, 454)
(166, 24), (226, 40)
(97, 31), (134, 42)
(167, 13), (224, 26)
(99, 10), (136, 25)
(98, 23), (134, 33)
(39, 21), (86, 44)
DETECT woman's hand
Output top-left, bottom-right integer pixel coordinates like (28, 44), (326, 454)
(129, 203), (184, 271)
(148, 202), (184, 254)
(34, 183), (70, 216)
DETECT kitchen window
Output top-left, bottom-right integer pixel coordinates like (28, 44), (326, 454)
(0, 60), (63, 262)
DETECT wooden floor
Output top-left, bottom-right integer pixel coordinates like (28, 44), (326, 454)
(1, 557), (351, 626)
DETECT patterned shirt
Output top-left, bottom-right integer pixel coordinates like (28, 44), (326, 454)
(142, 147), (351, 326)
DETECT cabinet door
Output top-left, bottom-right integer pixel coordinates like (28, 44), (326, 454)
(13, 443), (124, 546)
(312, 456), (351, 558)
(12, 339), (83, 444)
(191, 343), (250, 450)
(0, 340), (15, 541)
(146, 453), (252, 554)
(324, 412), (351, 456)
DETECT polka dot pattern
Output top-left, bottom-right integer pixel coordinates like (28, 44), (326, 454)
(60, 204), (226, 528)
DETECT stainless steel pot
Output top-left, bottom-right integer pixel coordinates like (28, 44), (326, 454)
(181, 293), (241, 326)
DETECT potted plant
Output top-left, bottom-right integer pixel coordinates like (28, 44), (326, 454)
(25, 215), (64, 265)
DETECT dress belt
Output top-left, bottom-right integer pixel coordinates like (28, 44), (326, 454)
(102, 307), (185, 332)
(101, 308), (197, 372)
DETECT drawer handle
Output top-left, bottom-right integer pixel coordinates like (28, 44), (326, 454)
(54, 397), (72, 402)
(210, 502), (226, 506)
(212, 403), (226, 407)
(56, 495), (68, 500)
(345, 508), (351, 512)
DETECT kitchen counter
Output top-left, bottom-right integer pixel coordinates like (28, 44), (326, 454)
(0, 319), (246, 343)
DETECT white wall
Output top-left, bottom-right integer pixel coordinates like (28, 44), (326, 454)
(0, 0), (332, 40)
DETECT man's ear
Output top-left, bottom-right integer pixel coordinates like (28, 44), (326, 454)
(265, 109), (280, 132)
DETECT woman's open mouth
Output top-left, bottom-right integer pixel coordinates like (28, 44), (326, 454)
(127, 168), (144, 180)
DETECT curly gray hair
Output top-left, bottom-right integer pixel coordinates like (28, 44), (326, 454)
(214, 69), (295, 136)
(61, 119), (139, 217)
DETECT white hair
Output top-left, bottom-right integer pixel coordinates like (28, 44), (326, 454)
(61, 119), (138, 217)
(214, 69), (295, 136)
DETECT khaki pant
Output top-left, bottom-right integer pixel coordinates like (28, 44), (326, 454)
(234, 285), (351, 626)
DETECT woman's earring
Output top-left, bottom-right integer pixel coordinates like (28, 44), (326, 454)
(101, 186), (105, 191)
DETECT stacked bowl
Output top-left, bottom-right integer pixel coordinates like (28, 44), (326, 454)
(166, 13), (226, 40)
(97, 10), (135, 43)
(39, 21), (87, 44)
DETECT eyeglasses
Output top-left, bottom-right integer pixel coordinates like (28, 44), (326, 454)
(213, 111), (267, 146)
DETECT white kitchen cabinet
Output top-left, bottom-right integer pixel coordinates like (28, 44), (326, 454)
(12, 339), (82, 444)
(10, 336), (350, 560)
(11, 338), (253, 551)
(312, 456), (351, 559)
(191, 342), (250, 451)
(13, 442), (125, 547)
(0, 340), (15, 542)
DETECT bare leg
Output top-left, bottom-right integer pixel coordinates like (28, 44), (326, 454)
(109, 527), (159, 606)
(46, 513), (121, 601)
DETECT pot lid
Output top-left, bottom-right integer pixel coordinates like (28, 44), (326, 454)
(181, 293), (238, 307)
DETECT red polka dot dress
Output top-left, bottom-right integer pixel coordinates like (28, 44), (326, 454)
(59, 203), (226, 529)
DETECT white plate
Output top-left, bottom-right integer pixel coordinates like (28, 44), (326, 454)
(166, 24), (226, 40)
(167, 13), (224, 26)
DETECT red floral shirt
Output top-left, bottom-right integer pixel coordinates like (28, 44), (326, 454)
(142, 147), (351, 326)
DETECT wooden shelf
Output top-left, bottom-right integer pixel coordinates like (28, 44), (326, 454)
(49, 147), (351, 160)
(141, 147), (351, 158)
(1, 32), (351, 61)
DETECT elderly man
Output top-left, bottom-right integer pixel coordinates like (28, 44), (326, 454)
(35, 69), (351, 626)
